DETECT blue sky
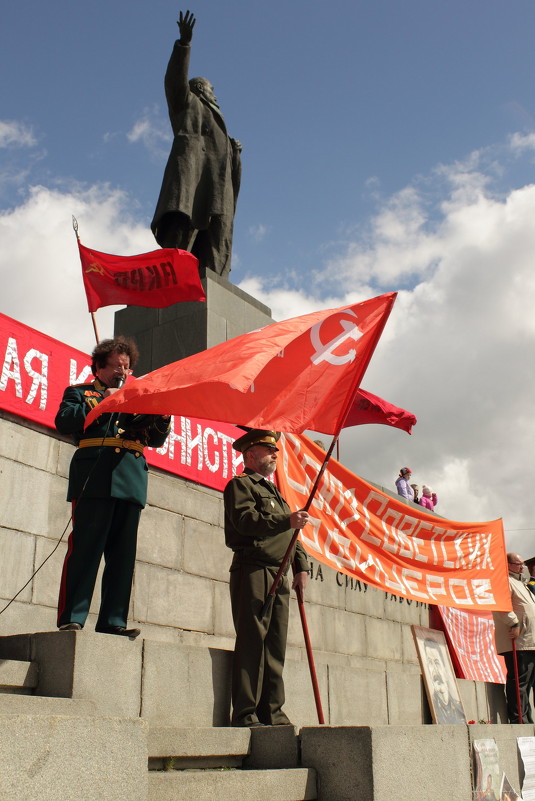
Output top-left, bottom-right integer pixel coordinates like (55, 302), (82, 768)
(2, 0), (535, 553)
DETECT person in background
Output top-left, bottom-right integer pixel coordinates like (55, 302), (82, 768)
(493, 553), (535, 723)
(411, 484), (420, 504)
(525, 557), (535, 597)
(395, 467), (414, 502)
(420, 485), (438, 511)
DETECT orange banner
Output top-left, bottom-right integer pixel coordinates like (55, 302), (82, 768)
(276, 434), (511, 612)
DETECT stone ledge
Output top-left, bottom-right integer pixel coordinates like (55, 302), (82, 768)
(148, 767), (317, 801)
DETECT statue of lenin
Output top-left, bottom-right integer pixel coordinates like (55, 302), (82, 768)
(151, 10), (242, 279)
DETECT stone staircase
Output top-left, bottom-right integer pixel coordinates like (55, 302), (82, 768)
(1, 631), (529, 801)
(147, 727), (317, 801)
(0, 633), (317, 801)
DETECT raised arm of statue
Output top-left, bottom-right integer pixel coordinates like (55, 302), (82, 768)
(177, 9), (196, 45)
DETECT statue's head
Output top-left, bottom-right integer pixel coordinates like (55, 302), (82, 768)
(189, 77), (217, 105)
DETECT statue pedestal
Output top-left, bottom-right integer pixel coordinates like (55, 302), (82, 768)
(114, 270), (273, 376)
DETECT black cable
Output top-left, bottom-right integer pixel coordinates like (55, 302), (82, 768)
(0, 409), (117, 618)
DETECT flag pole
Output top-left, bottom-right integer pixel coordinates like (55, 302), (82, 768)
(512, 639), (523, 724)
(72, 216), (100, 345)
(262, 294), (396, 618)
(291, 562), (325, 723)
(261, 294), (396, 723)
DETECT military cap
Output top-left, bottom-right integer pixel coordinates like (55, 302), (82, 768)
(232, 429), (281, 453)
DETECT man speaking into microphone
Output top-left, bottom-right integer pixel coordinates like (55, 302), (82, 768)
(55, 336), (170, 638)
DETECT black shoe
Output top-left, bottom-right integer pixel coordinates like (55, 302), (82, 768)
(95, 625), (140, 640)
(59, 623), (82, 631)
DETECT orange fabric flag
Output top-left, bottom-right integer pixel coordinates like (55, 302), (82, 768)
(84, 293), (396, 434)
(276, 434), (511, 612)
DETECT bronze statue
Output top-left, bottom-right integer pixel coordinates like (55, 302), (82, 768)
(151, 10), (242, 279)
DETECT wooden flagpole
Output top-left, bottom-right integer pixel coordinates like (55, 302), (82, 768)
(261, 293), (397, 723)
(72, 216), (100, 345)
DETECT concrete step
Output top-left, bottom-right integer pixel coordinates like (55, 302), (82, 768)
(148, 767), (317, 801)
(148, 726), (251, 769)
(0, 658), (38, 694)
(0, 694), (96, 716)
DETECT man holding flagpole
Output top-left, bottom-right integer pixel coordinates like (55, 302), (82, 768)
(224, 430), (309, 727)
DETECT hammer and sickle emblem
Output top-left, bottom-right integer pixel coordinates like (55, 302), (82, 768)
(85, 260), (105, 276)
(310, 310), (363, 365)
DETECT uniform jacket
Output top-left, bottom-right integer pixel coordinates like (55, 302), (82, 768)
(224, 469), (309, 572)
(55, 379), (170, 507)
(151, 41), (241, 238)
(493, 574), (535, 654)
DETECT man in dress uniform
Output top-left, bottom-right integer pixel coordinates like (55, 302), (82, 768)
(55, 336), (170, 638)
(224, 429), (310, 727)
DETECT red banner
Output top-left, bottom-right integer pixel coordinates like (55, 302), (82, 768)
(79, 242), (205, 311)
(431, 606), (506, 683)
(276, 434), (511, 612)
(0, 312), (242, 491)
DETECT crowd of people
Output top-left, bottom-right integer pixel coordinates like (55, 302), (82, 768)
(395, 466), (438, 511)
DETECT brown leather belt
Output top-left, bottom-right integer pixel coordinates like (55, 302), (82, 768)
(77, 437), (145, 454)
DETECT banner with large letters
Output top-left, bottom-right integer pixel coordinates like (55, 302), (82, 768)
(277, 434), (511, 612)
(0, 312), (243, 491)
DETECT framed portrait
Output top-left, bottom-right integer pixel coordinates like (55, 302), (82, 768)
(412, 625), (467, 724)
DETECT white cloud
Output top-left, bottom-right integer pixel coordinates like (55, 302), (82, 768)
(248, 223), (268, 243)
(509, 131), (535, 155)
(0, 120), (37, 149)
(0, 182), (156, 351)
(238, 142), (535, 555)
(125, 108), (171, 160)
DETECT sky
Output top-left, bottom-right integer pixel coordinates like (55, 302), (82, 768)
(2, 0), (535, 555)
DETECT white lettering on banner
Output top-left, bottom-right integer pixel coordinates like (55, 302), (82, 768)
(203, 428), (219, 473)
(185, 418), (203, 470)
(24, 349), (48, 410)
(310, 310), (363, 365)
(0, 337), (23, 397)
(155, 416), (240, 479)
(69, 359), (92, 386)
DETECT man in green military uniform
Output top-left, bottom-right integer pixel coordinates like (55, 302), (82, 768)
(55, 336), (170, 638)
(224, 429), (309, 726)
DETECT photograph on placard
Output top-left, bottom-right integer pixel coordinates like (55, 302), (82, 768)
(412, 625), (466, 724)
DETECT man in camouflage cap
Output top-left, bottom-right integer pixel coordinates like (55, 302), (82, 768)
(224, 429), (309, 726)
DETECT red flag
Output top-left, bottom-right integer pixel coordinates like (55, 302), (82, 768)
(78, 242), (205, 311)
(344, 388), (416, 434)
(84, 293), (396, 434)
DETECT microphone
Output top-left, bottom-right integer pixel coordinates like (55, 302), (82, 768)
(115, 374), (126, 389)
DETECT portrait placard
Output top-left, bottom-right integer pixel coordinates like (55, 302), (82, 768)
(412, 625), (466, 724)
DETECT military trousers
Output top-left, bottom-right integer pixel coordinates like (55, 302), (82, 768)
(229, 562), (291, 726)
(57, 496), (141, 629)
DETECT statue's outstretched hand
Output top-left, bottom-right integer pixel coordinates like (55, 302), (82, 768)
(177, 9), (196, 44)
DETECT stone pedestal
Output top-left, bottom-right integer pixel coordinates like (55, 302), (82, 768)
(114, 269), (273, 376)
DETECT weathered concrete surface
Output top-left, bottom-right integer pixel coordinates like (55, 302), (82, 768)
(301, 725), (472, 801)
(0, 714), (147, 801)
(148, 767), (317, 801)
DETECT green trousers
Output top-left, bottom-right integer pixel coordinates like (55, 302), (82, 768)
(229, 563), (291, 726)
(57, 496), (141, 629)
